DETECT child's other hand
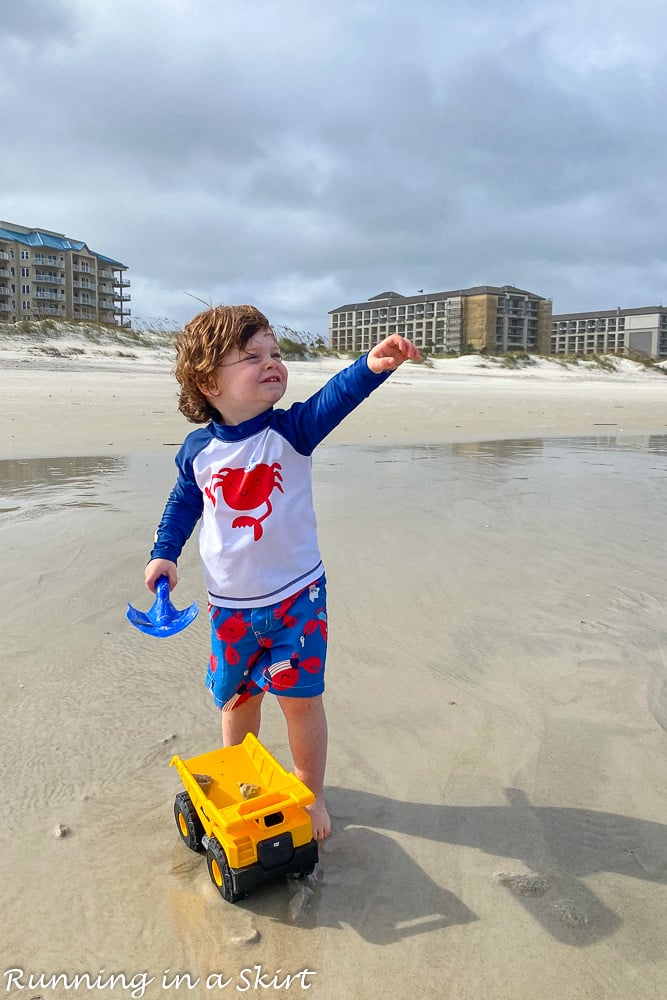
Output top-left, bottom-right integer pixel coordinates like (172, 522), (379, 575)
(367, 335), (421, 373)
(145, 558), (178, 593)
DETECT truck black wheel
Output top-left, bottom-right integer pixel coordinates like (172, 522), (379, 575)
(174, 791), (204, 852)
(206, 837), (243, 903)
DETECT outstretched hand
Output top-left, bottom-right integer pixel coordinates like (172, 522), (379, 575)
(366, 335), (421, 373)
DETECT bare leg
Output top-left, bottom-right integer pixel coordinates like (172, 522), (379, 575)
(221, 692), (264, 747)
(277, 695), (330, 840)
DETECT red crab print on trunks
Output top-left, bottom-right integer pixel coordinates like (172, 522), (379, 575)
(224, 678), (262, 711)
(205, 462), (283, 541)
(213, 610), (250, 665)
(272, 587), (306, 629)
(303, 609), (328, 641)
(263, 652), (324, 693)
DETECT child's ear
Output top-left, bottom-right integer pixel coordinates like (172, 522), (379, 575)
(197, 376), (220, 398)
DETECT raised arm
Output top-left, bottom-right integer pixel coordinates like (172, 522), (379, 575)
(277, 337), (420, 455)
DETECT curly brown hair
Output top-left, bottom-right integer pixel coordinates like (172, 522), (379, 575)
(174, 304), (271, 423)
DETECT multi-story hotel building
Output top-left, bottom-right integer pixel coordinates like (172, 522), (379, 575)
(329, 285), (552, 355)
(0, 221), (130, 326)
(551, 306), (667, 359)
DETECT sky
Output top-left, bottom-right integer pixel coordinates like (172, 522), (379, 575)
(2, 0), (667, 336)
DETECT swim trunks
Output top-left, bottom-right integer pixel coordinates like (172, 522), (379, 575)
(206, 576), (327, 710)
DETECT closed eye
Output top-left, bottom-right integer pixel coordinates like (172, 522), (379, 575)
(240, 352), (282, 363)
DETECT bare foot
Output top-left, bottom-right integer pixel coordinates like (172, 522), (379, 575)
(306, 796), (330, 840)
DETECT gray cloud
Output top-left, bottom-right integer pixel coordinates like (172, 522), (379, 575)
(3, 0), (79, 42)
(2, 0), (667, 332)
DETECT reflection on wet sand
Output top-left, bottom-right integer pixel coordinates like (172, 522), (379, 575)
(452, 434), (667, 462)
(452, 439), (544, 462)
(0, 455), (126, 516)
(362, 434), (667, 476)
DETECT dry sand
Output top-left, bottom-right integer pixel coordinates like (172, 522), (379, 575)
(1, 352), (666, 1000)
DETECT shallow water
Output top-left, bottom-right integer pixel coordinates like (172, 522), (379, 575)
(0, 454), (127, 516)
(1, 433), (665, 518)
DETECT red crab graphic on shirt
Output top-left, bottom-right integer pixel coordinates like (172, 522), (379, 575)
(205, 462), (283, 540)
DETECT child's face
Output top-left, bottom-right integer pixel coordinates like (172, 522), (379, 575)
(201, 327), (288, 425)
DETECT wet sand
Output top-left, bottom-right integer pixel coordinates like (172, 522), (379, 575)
(1, 360), (666, 1000)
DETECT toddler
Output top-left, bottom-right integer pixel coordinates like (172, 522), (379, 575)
(145, 304), (419, 839)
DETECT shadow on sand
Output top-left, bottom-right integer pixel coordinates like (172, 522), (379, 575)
(251, 786), (666, 946)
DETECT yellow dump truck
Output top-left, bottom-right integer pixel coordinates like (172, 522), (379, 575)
(170, 733), (319, 903)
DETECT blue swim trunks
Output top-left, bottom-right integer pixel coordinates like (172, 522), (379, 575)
(206, 576), (327, 710)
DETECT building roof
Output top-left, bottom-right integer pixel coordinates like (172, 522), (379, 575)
(0, 221), (126, 268)
(329, 284), (547, 313)
(552, 305), (666, 322)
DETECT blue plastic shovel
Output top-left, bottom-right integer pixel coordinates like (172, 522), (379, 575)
(126, 576), (199, 638)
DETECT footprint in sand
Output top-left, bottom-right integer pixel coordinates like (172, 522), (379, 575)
(496, 872), (549, 896)
(553, 899), (590, 927)
(287, 872), (317, 922)
(497, 874), (593, 930)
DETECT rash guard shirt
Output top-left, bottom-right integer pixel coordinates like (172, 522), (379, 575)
(150, 355), (390, 608)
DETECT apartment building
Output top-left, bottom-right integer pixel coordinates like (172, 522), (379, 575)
(0, 221), (130, 326)
(329, 285), (552, 355)
(551, 306), (667, 359)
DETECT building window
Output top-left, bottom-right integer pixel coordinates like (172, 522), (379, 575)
(21, 284), (30, 294)
(21, 267), (30, 277)
(22, 300), (30, 309)
(21, 250), (30, 260)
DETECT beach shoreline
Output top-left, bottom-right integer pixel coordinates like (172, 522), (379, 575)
(1, 352), (665, 460)
(1, 351), (666, 1000)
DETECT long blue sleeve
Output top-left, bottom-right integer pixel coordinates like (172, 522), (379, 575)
(275, 354), (390, 455)
(150, 434), (206, 562)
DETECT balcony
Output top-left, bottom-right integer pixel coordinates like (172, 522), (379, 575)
(34, 291), (61, 300)
(114, 278), (131, 288)
(0, 250), (10, 261)
(114, 307), (131, 317)
(114, 294), (131, 302)
(34, 255), (62, 267)
(0, 302), (11, 312)
(34, 273), (65, 285)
